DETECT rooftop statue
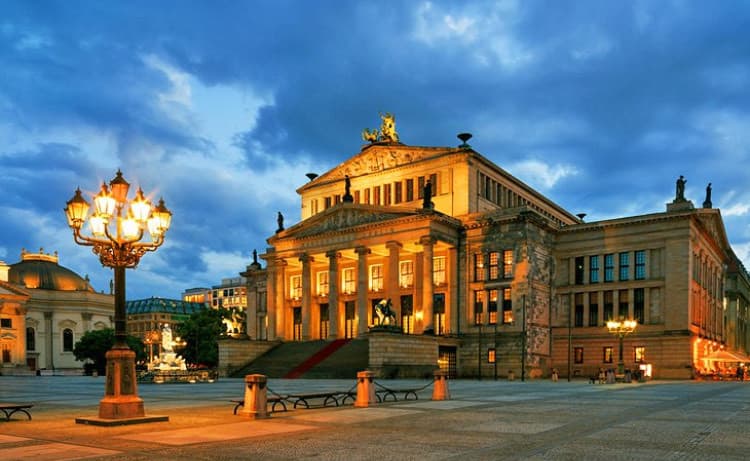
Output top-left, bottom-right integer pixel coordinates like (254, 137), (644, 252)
(361, 112), (399, 143)
(675, 175), (686, 202)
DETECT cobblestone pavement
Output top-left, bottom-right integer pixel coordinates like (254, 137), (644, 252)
(1, 376), (749, 460)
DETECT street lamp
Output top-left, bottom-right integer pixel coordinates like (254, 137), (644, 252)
(65, 170), (171, 421)
(607, 319), (637, 375)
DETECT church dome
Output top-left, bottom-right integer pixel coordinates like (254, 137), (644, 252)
(8, 249), (93, 292)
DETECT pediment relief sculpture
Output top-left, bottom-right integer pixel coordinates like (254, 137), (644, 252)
(291, 208), (417, 238)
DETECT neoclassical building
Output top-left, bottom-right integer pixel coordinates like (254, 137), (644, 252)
(236, 116), (750, 379)
(0, 249), (113, 374)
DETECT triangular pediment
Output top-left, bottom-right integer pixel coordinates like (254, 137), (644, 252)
(273, 203), (425, 240)
(0, 281), (30, 298)
(299, 144), (461, 190)
(695, 210), (731, 251)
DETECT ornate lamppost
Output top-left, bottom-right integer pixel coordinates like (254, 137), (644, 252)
(607, 319), (637, 375)
(65, 170), (171, 421)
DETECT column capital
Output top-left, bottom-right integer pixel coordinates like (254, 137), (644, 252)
(298, 253), (314, 264)
(386, 241), (403, 250)
(355, 246), (371, 256)
(325, 250), (341, 259)
(419, 235), (436, 247)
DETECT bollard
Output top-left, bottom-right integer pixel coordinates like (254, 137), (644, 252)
(240, 374), (269, 419)
(432, 369), (450, 400)
(354, 370), (376, 407)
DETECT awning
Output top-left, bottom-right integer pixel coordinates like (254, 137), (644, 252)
(702, 349), (750, 363)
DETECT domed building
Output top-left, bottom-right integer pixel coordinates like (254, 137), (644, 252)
(0, 249), (113, 375)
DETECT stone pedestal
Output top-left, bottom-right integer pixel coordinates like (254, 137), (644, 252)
(99, 348), (145, 419)
(240, 374), (269, 419)
(355, 370), (376, 407)
(432, 369), (450, 400)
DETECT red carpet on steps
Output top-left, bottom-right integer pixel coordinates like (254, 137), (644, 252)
(283, 339), (352, 379)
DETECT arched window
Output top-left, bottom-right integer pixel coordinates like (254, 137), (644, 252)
(26, 327), (35, 351)
(63, 328), (74, 352)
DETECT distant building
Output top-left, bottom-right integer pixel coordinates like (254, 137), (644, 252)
(181, 287), (210, 305)
(0, 249), (113, 374)
(125, 297), (207, 353)
(208, 277), (247, 310)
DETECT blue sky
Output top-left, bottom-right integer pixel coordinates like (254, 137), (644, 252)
(2, 0), (750, 300)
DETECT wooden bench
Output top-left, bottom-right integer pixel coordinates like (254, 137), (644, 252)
(0, 403), (33, 421)
(377, 388), (420, 402)
(231, 396), (287, 415)
(287, 392), (342, 409)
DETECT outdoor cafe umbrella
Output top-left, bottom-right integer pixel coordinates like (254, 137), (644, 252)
(702, 349), (750, 363)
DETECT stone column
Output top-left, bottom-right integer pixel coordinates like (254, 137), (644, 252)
(245, 278), (258, 340)
(355, 370), (376, 407)
(448, 246), (458, 334)
(274, 259), (288, 340)
(265, 259), (277, 340)
(385, 241), (402, 319)
(356, 246), (370, 335)
(420, 236), (435, 334)
(300, 254), (313, 341)
(240, 374), (269, 419)
(81, 312), (92, 332)
(326, 251), (341, 339)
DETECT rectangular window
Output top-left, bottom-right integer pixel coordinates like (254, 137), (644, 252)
(603, 347), (613, 363)
(604, 254), (614, 282)
(488, 289), (498, 325)
(488, 348), (496, 363)
(317, 271), (329, 297)
(590, 255), (599, 283)
(634, 288), (645, 324)
(354, 191), (360, 203)
(634, 346), (646, 363)
(488, 251), (499, 280)
(394, 181), (402, 204)
(417, 176), (425, 199)
(290, 275), (302, 300)
(334, 194), (341, 204)
(619, 252), (630, 281)
(484, 174), (492, 199)
(589, 292), (599, 327)
(575, 256), (584, 285)
(342, 268), (355, 294)
(502, 288), (513, 324)
(474, 253), (485, 282)
(574, 347), (584, 364)
(574, 293), (584, 327)
(474, 291), (484, 325)
(0, 318), (11, 328)
(373, 186), (381, 205)
(406, 179), (414, 201)
(433, 256), (446, 286)
(618, 289), (629, 320)
(364, 189), (371, 205)
(503, 250), (513, 278)
(324, 197), (332, 209)
(635, 250), (646, 280)
(430, 173), (438, 195)
(399, 260), (414, 288)
(401, 295), (414, 334)
(603, 291), (614, 321)
(369, 264), (383, 292)
(384, 183), (391, 205)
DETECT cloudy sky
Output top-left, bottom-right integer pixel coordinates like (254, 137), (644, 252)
(2, 0), (750, 300)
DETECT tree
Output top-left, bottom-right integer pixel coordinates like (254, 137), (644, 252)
(73, 328), (146, 375)
(177, 308), (225, 368)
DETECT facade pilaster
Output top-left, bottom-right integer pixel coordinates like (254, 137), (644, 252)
(385, 241), (402, 319)
(300, 254), (313, 341)
(274, 259), (287, 340)
(43, 311), (53, 369)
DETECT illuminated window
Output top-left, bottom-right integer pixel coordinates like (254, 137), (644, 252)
(342, 268), (355, 294)
(502, 288), (513, 324)
(574, 347), (584, 364)
(401, 295), (414, 334)
(603, 347), (613, 363)
(474, 253), (485, 282)
(488, 348), (496, 363)
(290, 275), (302, 300)
(474, 291), (484, 325)
(433, 256), (446, 286)
(503, 250), (513, 278)
(370, 264), (383, 291)
(488, 289), (498, 324)
(317, 271), (329, 297)
(488, 251), (499, 280)
(634, 346), (646, 363)
(399, 260), (414, 288)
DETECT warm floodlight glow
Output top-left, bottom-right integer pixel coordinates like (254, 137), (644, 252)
(130, 188), (152, 222)
(94, 183), (116, 218)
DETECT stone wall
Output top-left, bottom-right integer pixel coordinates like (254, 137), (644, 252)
(217, 339), (279, 377)
(368, 331), (438, 378)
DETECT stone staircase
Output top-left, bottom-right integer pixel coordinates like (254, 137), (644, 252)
(229, 339), (369, 379)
